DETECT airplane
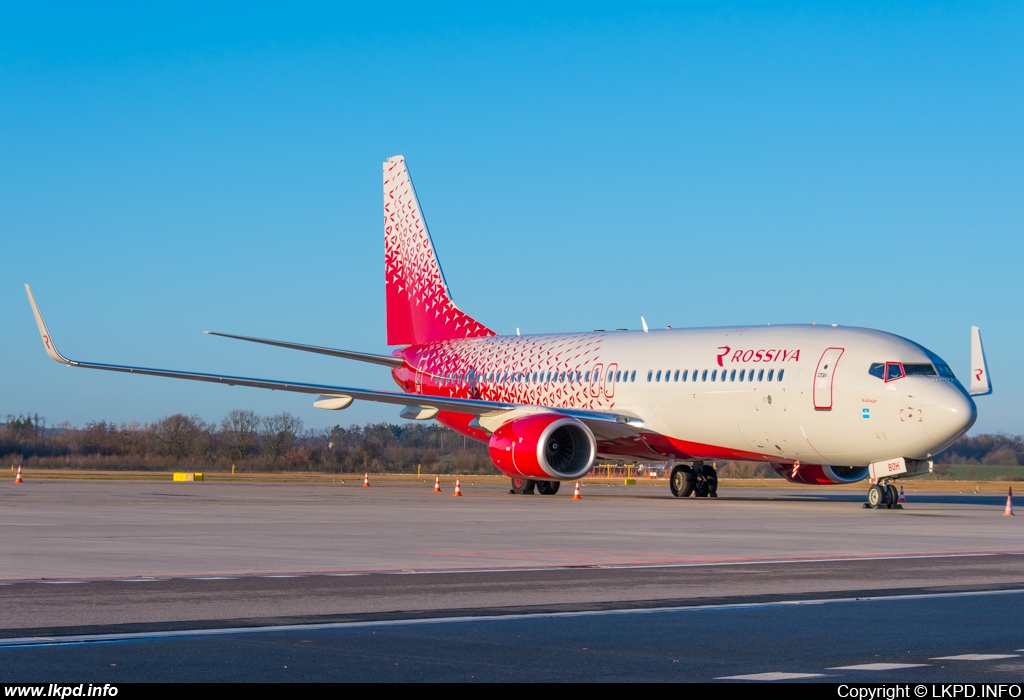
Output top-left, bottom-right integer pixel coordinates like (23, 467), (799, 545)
(25, 155), (991, 508)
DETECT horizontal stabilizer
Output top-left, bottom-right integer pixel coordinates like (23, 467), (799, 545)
(969, 326), (992, 396)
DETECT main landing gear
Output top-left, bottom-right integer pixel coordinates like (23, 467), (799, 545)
(670, 462), (718, 499)
(510, 478), (561, 495)
(865, 480), (901, 510)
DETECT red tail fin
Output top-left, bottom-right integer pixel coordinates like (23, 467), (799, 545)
(383, 156), (494, 346)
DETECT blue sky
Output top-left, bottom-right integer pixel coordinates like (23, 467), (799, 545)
(1, 3), (1021, 433)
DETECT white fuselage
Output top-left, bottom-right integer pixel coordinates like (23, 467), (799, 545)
(406, 324), (976, 466)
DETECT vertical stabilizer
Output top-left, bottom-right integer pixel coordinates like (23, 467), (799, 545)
(383, 156), (494, 346)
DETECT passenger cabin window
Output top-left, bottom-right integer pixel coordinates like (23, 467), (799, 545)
(767, 369), (774, 381)
(711, 370), (717, 381)
(758, 369), (764, 381)
(647, 371), (653, 382)
(702, 370), (708, 381)
(730, 370), (736, 381)
(630, 371), (636, 382)
(778, 369), (785, 381)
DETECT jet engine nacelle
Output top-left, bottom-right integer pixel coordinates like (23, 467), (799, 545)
(488, 413), (596, 481)
(770, 463), (870, 485)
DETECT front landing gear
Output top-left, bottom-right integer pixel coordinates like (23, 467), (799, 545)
(865, 480), (902, 510)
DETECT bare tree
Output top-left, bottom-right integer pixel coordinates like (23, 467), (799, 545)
(153, 414), (207, 462)
(221, 409), (260, 461)
(259, 412), (303, 462)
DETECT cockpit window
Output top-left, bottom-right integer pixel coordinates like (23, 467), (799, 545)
(871, 362), (939, 380)
(936, 363), (956, 379)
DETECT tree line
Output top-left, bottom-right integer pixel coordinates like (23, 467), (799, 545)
(0, 412), (492, 473)
(1, 412), (1021, 473)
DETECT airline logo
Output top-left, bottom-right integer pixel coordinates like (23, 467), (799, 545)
(716, 346), (802, 367)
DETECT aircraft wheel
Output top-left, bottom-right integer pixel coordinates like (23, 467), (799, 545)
(693, 463), (713, 498)
(706, 465), (719, 498)
(887, 484), (900, 509)
(536, 480), (560, 495)
(510, 477), (536, 495)
(669, 465), (694, 498)
(867, 484), (885, 509)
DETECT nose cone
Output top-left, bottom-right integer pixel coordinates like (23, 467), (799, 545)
(922, 381), (977, 446)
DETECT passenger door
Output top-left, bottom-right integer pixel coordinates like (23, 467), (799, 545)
(813, 347), (844, 410)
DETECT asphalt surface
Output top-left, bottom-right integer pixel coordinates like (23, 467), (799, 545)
(1, 480), (1022, 681)
(3, 589), (1024, 682)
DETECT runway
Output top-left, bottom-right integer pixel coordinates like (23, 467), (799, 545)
(1, 479), (1022, 681)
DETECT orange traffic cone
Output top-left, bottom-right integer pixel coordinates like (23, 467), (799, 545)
(434, 475), (441, 492)
(1004, 487), (1015, 516)
(898, 486), (906, 504)
(453, 478), (462, 497)
(572, 480), (582, 500)
(363, 472), (370, 487)
(14, 465), (23, 484)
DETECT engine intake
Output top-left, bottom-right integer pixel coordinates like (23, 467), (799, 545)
(488, 414), (596, 481)
(770, 463), (869, 485)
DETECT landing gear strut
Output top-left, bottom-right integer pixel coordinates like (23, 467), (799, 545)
(865, 480), (902, 510)
(670, 463), (718, 498)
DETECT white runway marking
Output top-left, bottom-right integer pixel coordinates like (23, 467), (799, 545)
(930, 654), (1019, 661)
(717, 672), (827, 680)
(829, 663), (930, 670)
(1, 588), (1022, 649)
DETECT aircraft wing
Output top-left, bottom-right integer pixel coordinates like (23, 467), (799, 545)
(25, 286), (644, 435)
(203, 331), (405, 368)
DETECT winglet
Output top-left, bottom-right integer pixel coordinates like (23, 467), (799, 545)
(24, 285), (74, 365)
(969, 325), (992, 396)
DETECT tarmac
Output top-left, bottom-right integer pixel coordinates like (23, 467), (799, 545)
(1, 477), (1022, 681)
